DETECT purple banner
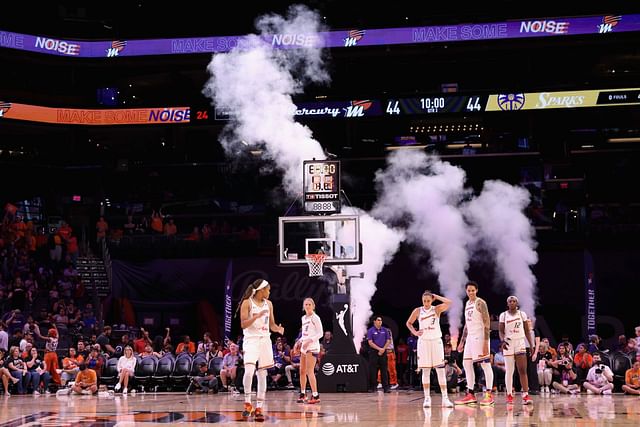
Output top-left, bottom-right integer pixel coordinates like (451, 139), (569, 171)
(224, 259), (233, 346)
(1, 14), (638, 58)
(583, 250), (596, 338)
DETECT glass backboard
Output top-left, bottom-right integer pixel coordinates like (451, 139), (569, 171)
(278, 215), (361, 265)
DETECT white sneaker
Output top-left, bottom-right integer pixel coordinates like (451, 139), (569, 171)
(602, 389), (612, 395)
(377, 383), (382, 389)
(45, 390), (52, 395)
(123, 387), (128, 395)
(442, 397), (454, 408)
(587, 389), (593, 395)
(423, 397), (431, 408)
(114, 383), (121, 391)
(33, 391), (40, 396)
(390, 384), (399, 390)
(131, 389), (136, 395)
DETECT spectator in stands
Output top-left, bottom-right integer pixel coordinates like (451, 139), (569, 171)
(176, 335), (196, 354)
(550, 343), (579, 394)
(114, 334), (131, 358)
(196, 332), (214, 355)
(614, 335), (628, 352)
(86, 345), (104, 379)
(587, 335), (602, 353)
(7, 346), (30, 394)
(396, 337), (409, 387)
(492, 349), (506, 392)
(622, 338), (637, 358)
(150, 210), (163, 234)
(189, 362), (218, 394)
(96, 217), (109, 244)
(0, 322), (9, 352)
(635, 326), (640, 354)
(163, 218), (177, 237)
(284, 340), (301, 390)
(71, 363), (98, 395)
(124, 216), (136, 235)
(61, 347), (83, 386)
(0, 349), (20, 395)
(536, 341), (555, 393)
(26, 346), (51, 394)
(133, 328), (153, 354)
(185, 226), (201, 241)
(269, 340), (288, 388)
(97, 326), (115, 356)
(77, 340), (89, 359)
(583, 353), (614, 395)
(115, 345), (136, 395)
(66, 234), (79, 268)
(321, 331), (332, 354)
(622, 360), (640, 395)
(573, 343), (593, 385)
(220, 343), (241, 392)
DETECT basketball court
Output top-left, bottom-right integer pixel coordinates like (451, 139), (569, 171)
(1, 391), (639, 425)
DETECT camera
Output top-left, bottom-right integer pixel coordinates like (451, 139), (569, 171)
(594, 365), (604, 374)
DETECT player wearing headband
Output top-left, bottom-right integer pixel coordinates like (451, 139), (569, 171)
(236, 279), (285, 422)
(499, 296), (533, 405)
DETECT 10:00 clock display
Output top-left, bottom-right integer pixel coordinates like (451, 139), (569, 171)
(385, 95), (486, 115)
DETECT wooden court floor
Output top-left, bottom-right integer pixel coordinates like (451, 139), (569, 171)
(1, 390), (639, 426)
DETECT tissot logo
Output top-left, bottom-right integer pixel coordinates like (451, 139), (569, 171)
(321, 362), (360, 376)
(598, 15), (622, 34)
(0, 102), (11, 118)
(106, 40), (127, 57)
(497, 93), (525, 111)
(344, 29), (365, 47)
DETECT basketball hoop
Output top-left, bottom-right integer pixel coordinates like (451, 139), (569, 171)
(305, 253), (327, 277)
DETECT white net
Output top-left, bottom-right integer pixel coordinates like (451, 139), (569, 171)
(305, 254), (327, 277)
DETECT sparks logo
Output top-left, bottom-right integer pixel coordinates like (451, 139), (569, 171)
(344, 29), (365, 47)
(106, 40), (127, 57)
(343, 100), (372, 117)
(0, 102), (11, 118)
(497, 93), (525, 111)
(598, 15), (622, 33)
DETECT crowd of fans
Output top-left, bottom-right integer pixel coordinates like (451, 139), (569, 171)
(2, 210), (639, 398)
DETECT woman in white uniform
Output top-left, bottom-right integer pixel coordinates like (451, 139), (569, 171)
(237, 279), (285, 422)
(297, 297), (323, 404)
(406, 290), (453, 408)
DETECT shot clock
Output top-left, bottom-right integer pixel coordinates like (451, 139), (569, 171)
(303, 160), (341, 214)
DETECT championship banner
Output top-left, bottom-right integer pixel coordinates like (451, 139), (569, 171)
(583, 250), (597, 337)
(485, 88), (640, 111)
(223, 260), (233, 346)
(0, 102), (191, 125)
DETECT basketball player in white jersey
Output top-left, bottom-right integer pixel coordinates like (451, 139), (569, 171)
(406, 290), (454, 408)
(499, 295), (533, 405)
(455, 281), (494, 406)
(297, 297), (323, 404)
(237, 279), (285, 422)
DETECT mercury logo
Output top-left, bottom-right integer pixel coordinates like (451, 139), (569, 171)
(344, 29), (365, 47)
(106, 40), (127, 57)
(598, 15), (622, 34)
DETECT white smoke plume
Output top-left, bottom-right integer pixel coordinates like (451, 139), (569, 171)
(343, 207), (404, 352)
(202, 5), (328, 197)
(372, 150), (470, 339)
(464, 180), (538, 319)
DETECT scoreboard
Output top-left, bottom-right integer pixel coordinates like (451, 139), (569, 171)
(303, 160), (341, 214)
(384, 95), (486, 115)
